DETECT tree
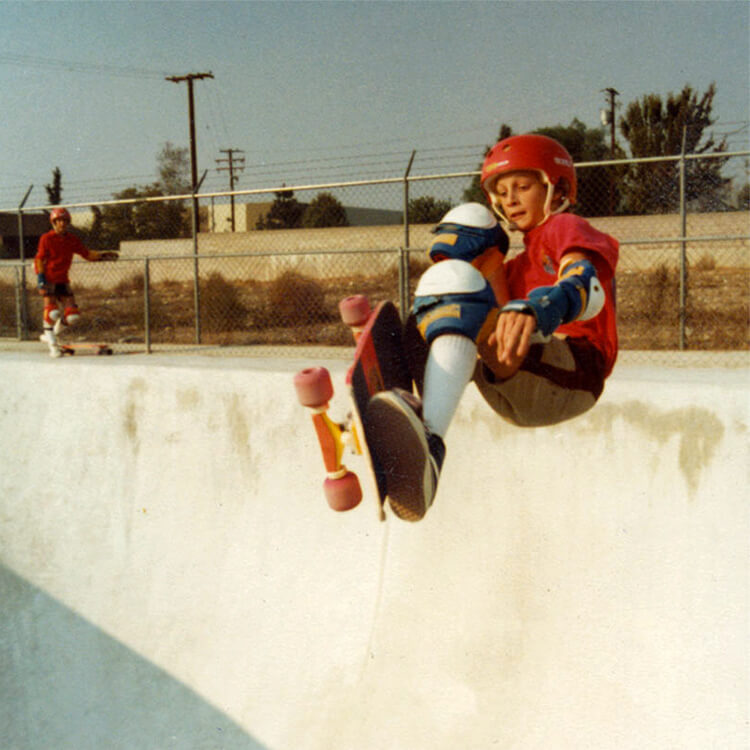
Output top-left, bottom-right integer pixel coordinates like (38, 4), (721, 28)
(737, 183), (750, 211)
(462, 124), (514, 204)
(157, 142), (191, 195)
(534, 119), (623, 216)
(619, 83), (729, 213)
(82, 205), (106, 249)
(463, 121), (621, 216)
(91, 143), (192, 246)
(735, 159), (750, 210)
(256, 188), (304, 230)
(45, 167), (62, 205)
(97, 184), (188, 245)
(408, 196), (452, 223)
(302, 192), (349, 227)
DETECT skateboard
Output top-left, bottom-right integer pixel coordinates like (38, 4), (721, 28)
(294, 295), (411, 520)
(40, 334), (113, 358)
(59, 343), (113, 356)
(39, 333), (113, 357)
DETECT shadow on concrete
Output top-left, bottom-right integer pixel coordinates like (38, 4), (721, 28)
(0, 564), (268, 750)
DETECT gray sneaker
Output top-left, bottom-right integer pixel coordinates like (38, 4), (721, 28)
(365, 389), (446, 522)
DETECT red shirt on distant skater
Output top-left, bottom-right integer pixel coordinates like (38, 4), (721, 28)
(34, 227), (95, 284)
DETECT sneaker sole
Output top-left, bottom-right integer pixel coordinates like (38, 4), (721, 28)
(366, 393), (433, 522)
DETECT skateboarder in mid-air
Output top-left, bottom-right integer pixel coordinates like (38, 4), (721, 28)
(367, 134), (619, 521)
(34, 207), (117, 357)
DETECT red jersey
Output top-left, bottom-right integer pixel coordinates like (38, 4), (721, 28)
(34, 230), (93, 284)
(504, 213), (619, 375)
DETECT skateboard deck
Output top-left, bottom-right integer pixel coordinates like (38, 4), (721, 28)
(346, 299), (411, 517)
(59, 343), (113, 356)
(294, 295), (411, 520)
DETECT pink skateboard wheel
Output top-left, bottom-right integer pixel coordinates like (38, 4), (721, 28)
(294, 367), (333, 407)
(324, 472), (362, 511)
(339, 295), (371, 327)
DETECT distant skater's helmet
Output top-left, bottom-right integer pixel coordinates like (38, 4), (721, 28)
(481, 134), (577, 224)
(49, 207), (71, 224)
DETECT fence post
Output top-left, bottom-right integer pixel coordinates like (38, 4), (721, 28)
(400, 151), (416, 318)
(191, 194), (202, 345)
(17, 185), (33, 339)
(17, 211), (28, 340)
(144, 257), (152, 353)
(678, 127), (688, 350)
(14, 265), (23, 340)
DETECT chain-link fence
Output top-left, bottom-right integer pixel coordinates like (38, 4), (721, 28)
(1, 152), (748, 360)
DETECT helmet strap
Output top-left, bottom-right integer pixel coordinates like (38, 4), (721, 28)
(540, 180), (570, 227)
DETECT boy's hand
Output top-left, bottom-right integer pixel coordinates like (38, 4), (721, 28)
(488, 310), (536, 374)
(91, 250), (119, 261)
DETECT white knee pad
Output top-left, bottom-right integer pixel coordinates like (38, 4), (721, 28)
(63, 306), (81, 326)
(415, 259), (488, 297)
(438, 202), (498, 229)
(413, 260), (497, 345)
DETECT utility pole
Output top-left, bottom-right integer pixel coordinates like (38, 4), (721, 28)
(601, 87), (620, 157)
(166, 72), (214, 200)
(601, 87), (620, 214)
(216, 149), (245, 231)
(166, 71), (213, 345)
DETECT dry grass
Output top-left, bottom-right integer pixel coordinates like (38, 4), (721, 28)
(1, 261), (747, 350)
(616, 265), (749, 350)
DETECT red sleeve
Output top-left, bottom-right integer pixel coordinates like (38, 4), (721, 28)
(34, 233), (49, 273)
(70, 234), (92, 260)
(543, 214), (618, 281)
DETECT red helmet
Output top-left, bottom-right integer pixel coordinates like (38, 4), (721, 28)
(481, 134), (577, 225)
(49, 207), (71, 224)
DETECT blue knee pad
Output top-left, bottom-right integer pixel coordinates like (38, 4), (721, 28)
(429, 203), (509, 263)
(412, 260), (497, 345)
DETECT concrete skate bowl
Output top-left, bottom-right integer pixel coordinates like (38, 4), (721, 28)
(0, 352), (747, 749)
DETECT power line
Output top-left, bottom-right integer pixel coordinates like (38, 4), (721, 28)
(4, 129), (746, 208)
(0, 53), (170, 80)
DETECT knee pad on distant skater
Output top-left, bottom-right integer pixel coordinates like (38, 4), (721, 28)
(43, 305), (61, 326)
(412, 259), (497, 346)
(63, 306), (81, 326)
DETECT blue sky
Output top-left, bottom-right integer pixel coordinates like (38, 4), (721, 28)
(1, 0), (748, 208)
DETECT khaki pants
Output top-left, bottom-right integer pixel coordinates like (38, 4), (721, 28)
(474, 334), (607, 427)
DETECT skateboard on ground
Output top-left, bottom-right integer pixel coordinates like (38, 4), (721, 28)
(59, 343), (113, 356)
(294, 295), (411, 520)
(40, 334), (113, 357)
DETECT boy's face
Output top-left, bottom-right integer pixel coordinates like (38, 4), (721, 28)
(51, 216), (70, 234)
(490, 170), (549, 231)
